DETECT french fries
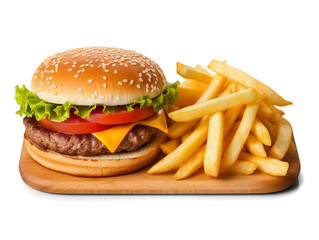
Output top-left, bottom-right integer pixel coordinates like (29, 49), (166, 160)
(222, 160), (258, 175)
(159, 138), (181, 155)
(148, 117), (209, 174)
(245, 133), (267, 157)
(269, 117), (293, 159)
(239, 153), (289, 176)
(251, 118), (271, 146)
(177, 62), (213, 84)
(169, 88), (260, 122)
(148, 59), (293, 180)
(175, 145), (206, 180)
(208, 60), (292, 106)
(222, 101), (260, 168)
(204, 112), (224, 177)
(223, 105), (242, 136)
(168, 73), (226, 138)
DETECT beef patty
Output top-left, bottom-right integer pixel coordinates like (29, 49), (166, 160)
(24, 117), (157, 156)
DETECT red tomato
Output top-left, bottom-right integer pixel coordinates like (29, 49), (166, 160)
(39, 113), (112, 134)
(85, 106), (155, 125)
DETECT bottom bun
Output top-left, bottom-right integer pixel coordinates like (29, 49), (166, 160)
(24, 132), (166, 177)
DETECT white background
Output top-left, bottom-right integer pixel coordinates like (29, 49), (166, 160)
(1, 0), (318, 239)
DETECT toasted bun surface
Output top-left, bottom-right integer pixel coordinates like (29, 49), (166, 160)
(31, 47), (167, 106)
(24, 132), (166, 177)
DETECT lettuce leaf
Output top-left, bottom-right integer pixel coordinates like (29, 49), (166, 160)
(15, 82), (179, 122)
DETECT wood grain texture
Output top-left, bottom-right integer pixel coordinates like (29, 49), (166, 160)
(19, 142), (300, 194)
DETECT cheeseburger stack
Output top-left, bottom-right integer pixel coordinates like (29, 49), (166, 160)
(15, 47), (178, 177)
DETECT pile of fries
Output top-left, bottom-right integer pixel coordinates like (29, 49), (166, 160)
(148, 60), (295, 180)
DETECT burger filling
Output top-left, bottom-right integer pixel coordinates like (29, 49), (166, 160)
(24, 117), (157, 156)
(16, 82), (179, 155)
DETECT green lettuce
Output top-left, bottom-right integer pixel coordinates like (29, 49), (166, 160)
(15, 82), (179, 122)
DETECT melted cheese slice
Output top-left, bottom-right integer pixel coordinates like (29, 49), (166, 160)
(92, 111), (168, 153)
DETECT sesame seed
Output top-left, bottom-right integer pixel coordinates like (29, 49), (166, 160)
(137, 84), (141, 88)
(139, 78), (143, 82)
(64, 62), (69, 65)
(138, 73), (142, 77)
(52, 84), (57, 88)
(80, 64), (85, 67)
(103, 83), (107, 88)
(122, 79), (128, 82)
(77, 70), (82, 73)
(50, 70), (54, 73)
(104, 69), (109, 72)
(118, 81), (123, 85)
(90, 64), (94, 67)
(103, 76), (107, 80)
(94, 90), (97, 96)
(124, 64), (128, 67)
(68, 68), (73, 71)
(78, 87), (82, 91)
(74, 74), (79, 78)
(112, 63), (116, 67)
(114, 70), (117, 74)
(88, 79), (93, 83)
(47, 81), (50, 85)
(130, 80), (134, 85)
(72, 65), (76, 67)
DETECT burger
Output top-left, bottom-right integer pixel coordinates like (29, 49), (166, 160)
(15, 47), (179, 177)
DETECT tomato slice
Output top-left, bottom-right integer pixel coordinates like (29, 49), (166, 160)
(39, 113), (112, 134)
(85, 106), (155, 125)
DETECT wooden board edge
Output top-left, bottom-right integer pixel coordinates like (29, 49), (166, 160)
(19, 143), (301, 195)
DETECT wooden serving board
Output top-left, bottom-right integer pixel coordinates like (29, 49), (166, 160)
(19, 143), (300, 194)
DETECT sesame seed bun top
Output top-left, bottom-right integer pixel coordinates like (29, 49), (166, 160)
(30, 47), (167, 106)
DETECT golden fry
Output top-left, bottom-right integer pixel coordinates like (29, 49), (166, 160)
(239, 152), (289, 176)
(169, 89), (260, 122)
(204, 112), (224, 177)
(177, 62), (213, 84)
(195, 65), (214, 77)
(223, 105), (242, 136)
(180, 79), (208, 89)
(148, 117), (209, 174)
(175, 145), (206, 180)
(251, 118), (271, 146)
(181, 130), (193, 143)
(168, 73), (226, 137)
(159, 138), (181, 155)
(222, 101), (260, 168)
(245, 133), (267, 157)
(269, 117), (293, 159)
(222, 160), (257, 175)
(208, 60), (292, 106)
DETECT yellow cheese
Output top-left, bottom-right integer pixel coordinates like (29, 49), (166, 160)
(92, 111), (168, 153)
